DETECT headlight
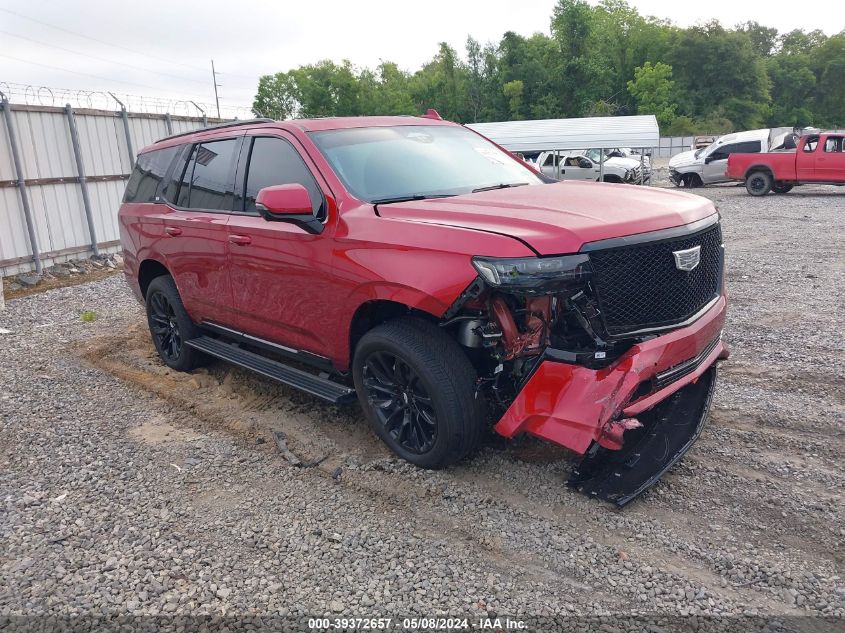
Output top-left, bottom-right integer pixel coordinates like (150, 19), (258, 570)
(472, 254), (591, 292)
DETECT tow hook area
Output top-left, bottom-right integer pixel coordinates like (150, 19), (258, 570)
(597, 417), (643, 450)
(568, 366), (717, 507)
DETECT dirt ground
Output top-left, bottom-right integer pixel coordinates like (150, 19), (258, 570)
(2, 182), (843, 630)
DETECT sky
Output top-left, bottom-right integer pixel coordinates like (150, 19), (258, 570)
(1, 0), (842, 116)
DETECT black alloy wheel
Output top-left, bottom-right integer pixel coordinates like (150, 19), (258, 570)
(148, 290), (182, 362)
(144, 275), (204, 372)
(362, 351), (437, 454)
(746, 171), (772, 196)
(352, 318), (484, 469)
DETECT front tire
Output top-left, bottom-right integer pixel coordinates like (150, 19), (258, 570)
(145, 275), (205, 372)
(352, 318), (484, 469)
(746, 171), (773, 196)
(681, 173), (703, 188)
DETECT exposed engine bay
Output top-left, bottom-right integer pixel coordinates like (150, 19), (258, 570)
(441, 268), (645, 412)
(439, 249), (725, 506)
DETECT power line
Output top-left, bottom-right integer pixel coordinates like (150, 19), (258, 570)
(0, 53), (216, 100)
(0, 7), (258, 83)
(0, 29), (211, 86)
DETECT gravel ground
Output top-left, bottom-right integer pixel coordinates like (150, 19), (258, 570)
(1, 183), (843, 632)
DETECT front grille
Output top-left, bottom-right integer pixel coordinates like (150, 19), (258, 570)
(588, 223), (722, 335)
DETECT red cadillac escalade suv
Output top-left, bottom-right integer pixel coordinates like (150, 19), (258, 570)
(119, 114), (728, 506)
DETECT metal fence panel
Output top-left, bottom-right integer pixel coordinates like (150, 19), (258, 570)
(75, 113), (127, 176)
(0, 112), (15, 181)
(128, 116), (172, 153)
(13, 109), (76, 180)
(0, 188), (31, 267)
(88, 179), (125, 243)
(1, 102), (222, 275)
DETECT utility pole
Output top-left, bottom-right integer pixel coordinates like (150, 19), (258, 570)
(211, 59), (221, 119)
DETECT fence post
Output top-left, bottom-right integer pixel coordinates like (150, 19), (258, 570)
(165, 112), (173, 135)
(0, 93), (43, 275)
(109, 93), (135, 169)
(120, 107), (135, 169)
(65, 104), (99, 257)
(599, 148), (605, 181)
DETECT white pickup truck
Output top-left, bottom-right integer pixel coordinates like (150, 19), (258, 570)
(669, 127), (798, 187)
(534, 148), (650, 184)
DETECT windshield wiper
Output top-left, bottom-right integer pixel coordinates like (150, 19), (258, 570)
(472, 182), (529, 193)
(371, 194), (454, 204)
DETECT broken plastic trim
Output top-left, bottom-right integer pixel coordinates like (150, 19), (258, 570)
(567, 366), (717, 507)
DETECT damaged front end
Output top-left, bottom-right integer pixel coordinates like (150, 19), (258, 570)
(441, 216), (728, 506)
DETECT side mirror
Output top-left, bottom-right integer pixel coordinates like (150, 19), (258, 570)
(255, 184), (323, 234)
(579, 159), (592, 169)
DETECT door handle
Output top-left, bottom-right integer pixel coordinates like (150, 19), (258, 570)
(228, 234), (252, 246)
(164, 226), (182, 236)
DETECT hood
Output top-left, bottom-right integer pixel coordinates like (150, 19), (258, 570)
(606, 156), (640, 169)
(376, 181), (717, 255)
(669, 149), (701, 168)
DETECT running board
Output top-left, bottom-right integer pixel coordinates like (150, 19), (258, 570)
(185, 336), (357, 405)
(568, 366), (717, 507)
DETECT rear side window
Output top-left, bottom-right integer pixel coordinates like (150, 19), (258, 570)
(824, 137), (844, 152)
(161, 144), (191, 204)
(242, 136), (323, 217)
(123, 146), (179, 203)
(175, 138), (239, 211)
(710, 141), (761, 161)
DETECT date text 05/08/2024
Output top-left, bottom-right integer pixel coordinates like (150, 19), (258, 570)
(307, 617), (528, 630)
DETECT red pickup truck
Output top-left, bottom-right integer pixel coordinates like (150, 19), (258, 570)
(726, 132), (845, 195)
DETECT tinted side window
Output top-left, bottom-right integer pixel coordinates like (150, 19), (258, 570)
(803, 136), (819, 152)
(123, 146), (179, 203)
(711, 141), (760, 160)
(177, 138), (238, 211)
(243, 137), (323, 217)
(735, 141), (761, 153)
(161, 144), (191, 204)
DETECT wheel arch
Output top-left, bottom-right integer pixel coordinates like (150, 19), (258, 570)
(348, 299), (439, 367)
(138, 259), (171, 299)
(744, 164), (774, 180)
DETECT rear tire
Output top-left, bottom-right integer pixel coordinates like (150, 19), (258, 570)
(145, 275), (205, 372)
(352, 318), (484, 469)
(772, 182), (793, 194)
(746, 171), (773, 196)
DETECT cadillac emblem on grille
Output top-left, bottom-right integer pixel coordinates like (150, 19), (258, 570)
(673, 245), (701, 272)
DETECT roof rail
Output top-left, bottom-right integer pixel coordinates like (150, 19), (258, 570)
(157, 118), (275, 142)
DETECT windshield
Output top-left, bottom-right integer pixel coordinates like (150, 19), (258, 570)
(694, 144), (715, 159)
(584, 148), (603, 162)
(309, 125), (542, 203)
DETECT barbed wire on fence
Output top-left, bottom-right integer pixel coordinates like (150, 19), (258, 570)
(0, 82), (258, 119)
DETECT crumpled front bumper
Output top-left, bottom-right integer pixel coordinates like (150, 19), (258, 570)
(493, 296), (728, 455)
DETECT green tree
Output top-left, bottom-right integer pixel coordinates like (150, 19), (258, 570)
(810, 34), (845, 126)
(502, 80), (524, 119)
(627, 61), (676, 127)
(766, 54), (816, 126)
(251, 4), (843, 131)
(359, 62), (416, 115)
(670, 21), (771, 129)
(737, 21), (779, 57)
(252, 72), (298, 119)
(410, 43), (468, 121)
